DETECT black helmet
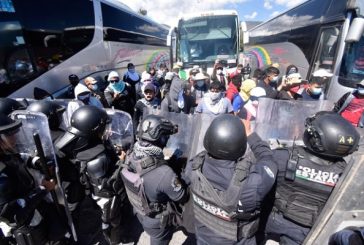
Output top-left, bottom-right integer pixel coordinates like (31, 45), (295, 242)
(303, 111), (359, 158)
(0, 113), (22, 135)
(27, 101), (65, 130)
(138, 114), (178, 142)
(0, 98), (25, 115)
(69, 105), (110, 137)
(204, 114), (247, 160)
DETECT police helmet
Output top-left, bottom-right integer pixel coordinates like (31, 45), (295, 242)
(69, 105), (111, 137)
(303, 111), (359, 158)
(138, 114), (178, 142)
(0, 113), (22, 135)
(204, 114), (247, 160)
(0, 98), (25, 115)
(27, 101), (65, 130)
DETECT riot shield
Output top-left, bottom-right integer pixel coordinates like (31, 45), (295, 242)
(254, 98), (333, 148)
(143, 108), (194, 163)
(304, 151), (364, 244)
(10, 110), (77, 241)
(188, 113), (217, 161)
(104, 108), (134, 151)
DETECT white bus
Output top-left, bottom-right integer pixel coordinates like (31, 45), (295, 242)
(242, 0), (364, 101)
(0, 0), (170, 98)
(168, 10), (241, 76)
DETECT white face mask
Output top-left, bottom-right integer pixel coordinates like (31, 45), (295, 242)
(271, 76), (279, 83)
(243, 74), (250, 80)
(210, 91), (221, 101)
(358, 88), (364, 95)
(217, 69), (223, 75)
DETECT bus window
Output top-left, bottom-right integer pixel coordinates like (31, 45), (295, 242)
(312, 27), (340, 74)
(339, 33), (364, 88)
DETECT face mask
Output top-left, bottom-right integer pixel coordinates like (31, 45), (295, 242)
(311, 87), (322, 95)
(217, 69), (223, 75)
(129, 68), (135, 73)
(90, 84), (98, 91)
(210, 92), (221, 101)
(111, 81), (125, 93)
(358, 88), (364, 95)
(271, 76), (278, 83)
(196, 80), (205, 88)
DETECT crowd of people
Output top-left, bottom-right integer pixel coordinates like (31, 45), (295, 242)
(0, 59), (364, 245)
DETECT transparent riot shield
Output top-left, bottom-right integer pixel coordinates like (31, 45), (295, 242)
(10, 110), (77, 241)
(188, 113), (217, 161)
(254, 98), (333, 148)
(304, 150), (364, 244)
(143, 108), (194, 164)
(104, 108), (134, 151)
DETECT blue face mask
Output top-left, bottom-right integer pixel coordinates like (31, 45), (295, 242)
(311, 87), (322, 95)
(129, 68), (135, 73)
(90, 84), (98, 91)
(111, 81), (125, 93)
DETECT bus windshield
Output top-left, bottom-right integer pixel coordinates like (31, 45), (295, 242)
(339, 32), (364, 88)
(178, 15), (238, 64)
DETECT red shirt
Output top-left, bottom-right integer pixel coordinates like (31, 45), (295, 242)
(341, 97), (364, 126)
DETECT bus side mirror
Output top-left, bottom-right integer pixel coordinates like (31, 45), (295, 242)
(346, 17), (364, 43)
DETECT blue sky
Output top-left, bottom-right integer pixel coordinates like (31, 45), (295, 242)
(118, 0), (306, 25)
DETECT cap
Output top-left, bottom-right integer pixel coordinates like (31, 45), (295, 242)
(75, 84), (90, 97)
(127, 63), (134, 68)
(165, 72), (174, 80)
(215, 63), (223, 69)
(312, 68), (333, 78)
(250, 87), (266, 97)
(143, 83), (155, 92)
(141, 71), (152, 82)
(193, 72), (208, 80)
(107, 71), (119, 81)
(173, 64), (182, 69)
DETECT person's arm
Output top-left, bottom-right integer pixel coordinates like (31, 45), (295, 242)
(159, 166), (188, 204)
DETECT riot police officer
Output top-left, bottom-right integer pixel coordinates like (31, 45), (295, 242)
(0, 97), (26, 115)
(27, 100), (66, 142)
(183, 114), (277, 245)
(55, 105), (129, 245)
(0, 113), (66, 244)
(121, 114), (188, 245)
(265, 111), (360, 244)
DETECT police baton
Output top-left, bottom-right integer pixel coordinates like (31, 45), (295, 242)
(32, 133), (62, 214)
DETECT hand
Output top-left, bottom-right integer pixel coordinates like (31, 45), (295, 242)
(41, 179), (56, 192)
(113, 92), (121, 99)
(241, 119), (252, 136)
(118, 150), (126, 161)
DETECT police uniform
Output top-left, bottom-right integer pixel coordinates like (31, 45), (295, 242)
(264, 111), (359, 245)
(121, 114), (185, 245)
(184, 114), (277, 245)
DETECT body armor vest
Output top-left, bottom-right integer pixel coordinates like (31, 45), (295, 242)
(275, 146), (346, 227)
(121, 153), (167, 217)
(190, 151), (259, 241)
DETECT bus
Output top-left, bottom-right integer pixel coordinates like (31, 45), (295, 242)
(168, 10), (241, 75)
(0, 0), (170, 98)
(242, 0), (364, 101)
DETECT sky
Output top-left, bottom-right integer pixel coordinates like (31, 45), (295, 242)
(117, 0), (307, 26)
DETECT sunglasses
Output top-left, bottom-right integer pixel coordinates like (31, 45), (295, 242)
(110, 79), (119, 83)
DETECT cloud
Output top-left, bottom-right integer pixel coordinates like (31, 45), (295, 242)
(244, 11), (258, 19)
(264, 0), (273, 9)
(270, 11), (280, 17)
(116, 0), (248, 27)
(274, 0), (307, 8)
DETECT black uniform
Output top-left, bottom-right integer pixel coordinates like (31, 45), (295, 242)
(184, 132), (277, 245)
(121, 114), (185, 245)
(263, 111), (360, 245)
(265, 146), (346, 244)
